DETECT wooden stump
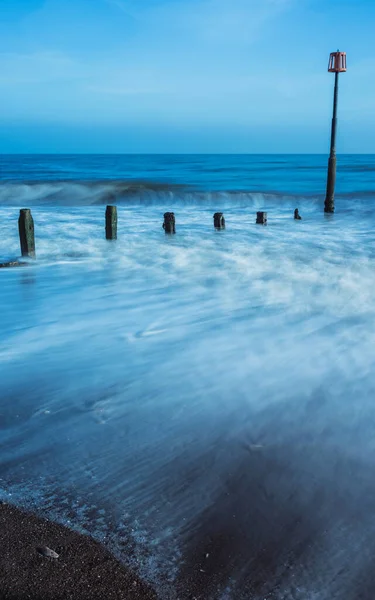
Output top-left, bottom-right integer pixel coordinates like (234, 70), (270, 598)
(163, 212), (176, 234)
(18, 209), (35, 258)
(105, 206), (118, 240)
(213, 213), (225, 229)
(256, 211), (267, 225)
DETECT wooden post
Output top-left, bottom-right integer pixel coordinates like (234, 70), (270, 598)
(163, 212), (175, 234)
(18, 209), (35, 258)
(105, 205), (117, 240)
(213, 212), (225, 229)
(256, 211), (267, 225)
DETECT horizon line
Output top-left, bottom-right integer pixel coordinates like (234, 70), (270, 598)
(1, 152), (374, 156)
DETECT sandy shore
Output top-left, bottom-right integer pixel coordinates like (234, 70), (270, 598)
(0, 501), (158, 600)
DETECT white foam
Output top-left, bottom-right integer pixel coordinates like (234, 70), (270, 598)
(1, 201), (375, 598)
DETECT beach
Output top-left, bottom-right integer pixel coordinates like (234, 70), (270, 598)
(0, 501), (157, 600)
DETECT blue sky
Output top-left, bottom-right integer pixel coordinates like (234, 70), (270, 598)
(0, 0), (374, 153)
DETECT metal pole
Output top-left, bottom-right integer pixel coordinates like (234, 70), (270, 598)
(324, 70), (339, 213)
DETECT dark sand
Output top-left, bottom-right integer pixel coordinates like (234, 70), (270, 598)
(0, 502), (158, 600)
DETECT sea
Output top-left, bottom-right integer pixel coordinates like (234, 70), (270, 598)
(1, 154), (375, 599)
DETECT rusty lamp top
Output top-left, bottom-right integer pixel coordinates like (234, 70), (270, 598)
(328, 51), (347, 73)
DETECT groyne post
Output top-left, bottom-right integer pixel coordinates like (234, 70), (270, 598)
(163, 212), (176, 234)
(324, 50), (347, 214)
(105, 205), (118, 240)
(18, 209), (35, 258)
(213, 212), (225, 229)
(256, 211), (267, 225)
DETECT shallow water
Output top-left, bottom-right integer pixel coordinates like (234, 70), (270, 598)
(1, 155), (375, 599)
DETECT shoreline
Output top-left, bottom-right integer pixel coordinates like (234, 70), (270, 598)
(0, 501), (158, 600)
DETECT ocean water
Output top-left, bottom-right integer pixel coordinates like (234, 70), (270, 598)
(1, 154), (375, 599)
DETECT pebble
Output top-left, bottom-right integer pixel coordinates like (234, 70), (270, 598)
(36, 546), (59, 559)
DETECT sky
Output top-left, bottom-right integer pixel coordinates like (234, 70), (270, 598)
(0, 0), (374, 153)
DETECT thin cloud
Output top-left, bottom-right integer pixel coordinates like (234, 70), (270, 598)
(0, 51), (82, 85)
(87, 84), (166, 95)
(104, 0), (293, 45)
(104, 0), (138, 19)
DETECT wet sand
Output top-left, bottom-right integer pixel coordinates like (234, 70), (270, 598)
(0, 502), (158, 600)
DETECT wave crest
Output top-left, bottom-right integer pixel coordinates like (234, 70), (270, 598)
(0, 180), (319, 208)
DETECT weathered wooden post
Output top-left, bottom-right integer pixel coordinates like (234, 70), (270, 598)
(256, 211), (267, 225)
(294, 208), (302, 220)
(324, 50), (347, 214)
(213, 212), (225, 229)
(18, 209), (35, 258)
(163, 212), (175, 234)
(105, 205), (117, 240)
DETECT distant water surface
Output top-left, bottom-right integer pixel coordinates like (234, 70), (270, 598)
(1, 154), (375, 205)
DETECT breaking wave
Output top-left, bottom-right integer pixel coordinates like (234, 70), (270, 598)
(0, 180), (322, 208)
